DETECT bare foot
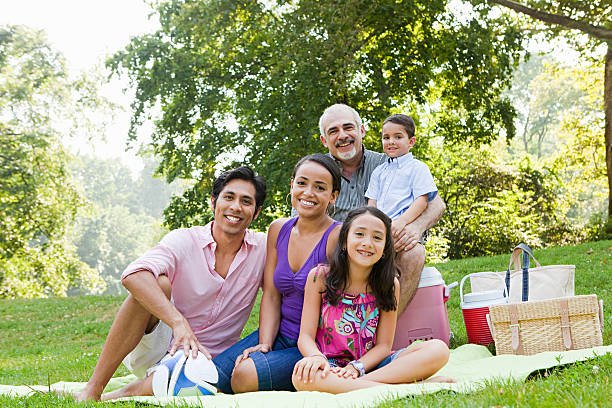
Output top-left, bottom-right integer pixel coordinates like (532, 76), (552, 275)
(71, 383), (105, 402)
(73, 390), (101, 402)
(424, 376), (455, 383)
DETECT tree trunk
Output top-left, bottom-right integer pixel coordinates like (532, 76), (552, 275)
(605, 43), (612, 221)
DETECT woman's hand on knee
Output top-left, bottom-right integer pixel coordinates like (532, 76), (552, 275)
(234, 343), (270, 366)
(292, 355), (329, 384)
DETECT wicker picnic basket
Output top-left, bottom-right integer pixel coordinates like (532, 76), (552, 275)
(488, 294), (603, 355)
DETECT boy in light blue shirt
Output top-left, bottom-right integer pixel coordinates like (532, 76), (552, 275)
(365, 114), (437, 240)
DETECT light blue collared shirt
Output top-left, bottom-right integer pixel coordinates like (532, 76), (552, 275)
(365, 153), (437, 220)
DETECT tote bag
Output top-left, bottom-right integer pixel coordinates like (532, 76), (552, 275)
(470, 243), (574, 302)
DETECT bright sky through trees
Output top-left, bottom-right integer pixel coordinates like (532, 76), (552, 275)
(0, 0), (159, 170)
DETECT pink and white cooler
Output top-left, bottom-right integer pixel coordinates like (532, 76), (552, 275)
(393, 267), (457, 349)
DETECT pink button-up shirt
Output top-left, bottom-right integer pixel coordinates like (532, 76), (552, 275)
(121, 223), (266, 357)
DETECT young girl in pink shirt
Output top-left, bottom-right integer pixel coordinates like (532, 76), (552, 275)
(292, 207), (451, 393)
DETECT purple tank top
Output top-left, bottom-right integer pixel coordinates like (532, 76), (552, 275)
(273, 217), (341, 340)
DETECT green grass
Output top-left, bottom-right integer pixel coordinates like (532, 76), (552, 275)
(1, 240), (610, 406)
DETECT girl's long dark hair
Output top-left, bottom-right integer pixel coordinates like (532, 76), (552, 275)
(325, 207), (397, 311)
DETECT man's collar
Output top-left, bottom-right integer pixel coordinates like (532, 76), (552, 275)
(200, 222), (259, 248)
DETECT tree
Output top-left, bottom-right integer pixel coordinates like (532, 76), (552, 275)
(507, 55), (586, 158)
(424, 136), (579, 258)
(485, 0), (612, 226)
(504, 55), (607, 229)
(70, 155), (178, 294)
(111, 0), (526, 229)
(73, 205), (160, 294)
(0, 25), (104, 297)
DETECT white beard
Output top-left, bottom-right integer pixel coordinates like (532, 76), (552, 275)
(336, 146), (357, 161)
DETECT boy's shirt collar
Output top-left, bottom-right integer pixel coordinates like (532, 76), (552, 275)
(387, 152), (413, 166)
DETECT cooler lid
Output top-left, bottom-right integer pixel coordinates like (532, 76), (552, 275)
(463, 289), (506, 305)
(418, 266), (444, 288)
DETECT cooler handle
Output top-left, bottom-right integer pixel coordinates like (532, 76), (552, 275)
(460, 272), (508, 304)
(444, 281), (458, 299)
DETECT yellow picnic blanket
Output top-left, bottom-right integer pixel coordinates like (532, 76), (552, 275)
(2, 344), (610, 407)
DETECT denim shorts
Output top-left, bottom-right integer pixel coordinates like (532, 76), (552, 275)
(212, 329), (302, 393)
(375, 347), (406, 369)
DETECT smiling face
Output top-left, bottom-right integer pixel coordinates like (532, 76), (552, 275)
(320, 105), (364, 162)
(345, 212), (387, 271)
(290, 160), (338, 218)
(211, 179), (259, 238)
(382, 121), (415, 158)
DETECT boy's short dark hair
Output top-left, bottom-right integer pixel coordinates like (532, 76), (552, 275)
(383, 114), (416, 138)
(212, 166), (267, 210)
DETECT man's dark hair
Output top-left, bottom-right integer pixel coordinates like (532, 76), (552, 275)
(383, 114), (416, 138)
(212, 166), (267, 210)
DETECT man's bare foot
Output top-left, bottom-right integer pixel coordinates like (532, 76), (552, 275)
(424, 376), (455, 383)
(74, 385), (103, 402)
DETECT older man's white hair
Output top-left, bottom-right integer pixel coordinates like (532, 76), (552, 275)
(318, 104), (363, 135)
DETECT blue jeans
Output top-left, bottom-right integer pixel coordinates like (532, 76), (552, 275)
(212, 330), (303, 393)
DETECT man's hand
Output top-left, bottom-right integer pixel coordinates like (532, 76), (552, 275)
(168, 317), (211, 359)
(393, 222), (423, 252)
(234, 343), (271, 366)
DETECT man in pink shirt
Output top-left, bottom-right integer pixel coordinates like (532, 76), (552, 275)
(77, 166), (267, 401)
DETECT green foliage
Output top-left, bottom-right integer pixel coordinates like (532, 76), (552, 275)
(0, 26), (104, 298)
(72, 206), (160, 295)
(505, 55), (607, 239)
(110, 0), (525, 230)
(507, 54), (587, 158)
(490, 0), (611, 49)
(487, 0), (612, 224)
(427, 141), (577, 258)
(69, 156), (180, 294)
(419, 53), (607, 260)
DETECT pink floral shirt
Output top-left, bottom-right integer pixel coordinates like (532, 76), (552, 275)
(316, 290), (380, 367)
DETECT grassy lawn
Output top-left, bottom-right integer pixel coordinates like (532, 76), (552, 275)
(1, 240), (610, 406)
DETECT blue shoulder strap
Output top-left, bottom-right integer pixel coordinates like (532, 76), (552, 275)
(505, 243), (535, 301)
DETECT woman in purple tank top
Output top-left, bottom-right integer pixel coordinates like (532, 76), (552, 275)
(213, 153), (342, 393)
